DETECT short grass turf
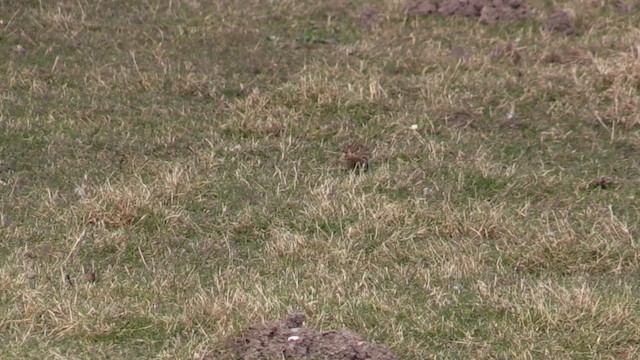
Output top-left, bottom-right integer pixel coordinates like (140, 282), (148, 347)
(1, 0), (640, 359)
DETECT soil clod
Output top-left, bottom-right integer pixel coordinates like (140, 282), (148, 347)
(589, 177), (615, 190)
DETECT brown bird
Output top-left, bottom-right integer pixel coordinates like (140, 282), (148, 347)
(340, 144), (372, 172)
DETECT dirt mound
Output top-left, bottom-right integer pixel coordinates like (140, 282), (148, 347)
(358, 5), (384, 28)
(438, 0), (486, 17)
(544, 11), (577, 35)
(406, 0), (529, 23)
(233, 313), (397, 360)
(479, 0), (530, 23)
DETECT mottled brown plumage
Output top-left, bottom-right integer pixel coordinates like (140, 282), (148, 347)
(340, 144), (371, 172)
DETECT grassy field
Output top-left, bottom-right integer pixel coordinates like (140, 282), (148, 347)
(1, 0), (640, 358)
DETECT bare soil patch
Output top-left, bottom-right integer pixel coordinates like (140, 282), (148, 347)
(358, 5), (384, 28)
(544, 11), (577, 35)
(340, 144), (372, 172)
(543, 47), (590, 65)
(589, 177), (615, 190)
(233, 313), (397, 359)
(406, 0), (529, 23)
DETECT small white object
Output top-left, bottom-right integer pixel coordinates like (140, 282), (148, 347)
(16, 44), (26, 55)
(506, 111), (514, 121)
(452, 284), (463, 291)
(73, 186), (86, 198)
(287, 336), (301, 342)
(410, 124), (418, 130)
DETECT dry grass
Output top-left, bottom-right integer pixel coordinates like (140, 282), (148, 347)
(1, 0), (640, 358)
